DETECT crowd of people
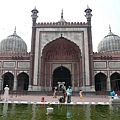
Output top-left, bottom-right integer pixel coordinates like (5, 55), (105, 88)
(53, 86), (83, 103)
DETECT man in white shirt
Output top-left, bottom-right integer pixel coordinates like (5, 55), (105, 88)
(4, 85), (9, 102)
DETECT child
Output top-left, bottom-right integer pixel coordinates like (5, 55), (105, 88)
(53, 88), (57, 98)
(79, 90), (83, 99)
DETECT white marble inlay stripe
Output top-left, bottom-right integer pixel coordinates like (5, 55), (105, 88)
(14, 101), (19, 103)
(0, 101), (111, 105)
(31, 102), (34, 104)
(84, 102), (90, 104)
(91, 102), (96, 104)
(98, 102), (105, 104)
(21, 101), (28, 104)
(76, 102), (83, 104)
(8, 101), (12, 103)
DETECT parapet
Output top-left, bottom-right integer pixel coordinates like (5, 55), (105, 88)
(93, 51), (120, 56)
(36, 22), (87, 27)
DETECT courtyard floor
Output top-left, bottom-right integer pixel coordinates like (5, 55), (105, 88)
(0, 94), (110, 105)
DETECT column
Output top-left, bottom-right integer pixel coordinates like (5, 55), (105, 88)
(107, 77), (111, 91)
(0, 78), (3, 90)
(13, 78), (17, 90)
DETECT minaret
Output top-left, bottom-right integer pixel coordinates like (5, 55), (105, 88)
(84, 6), (94, 91)
(29, 7), (39, 91)
(31, 6), (39, 26)
(85, 5), (92, 25)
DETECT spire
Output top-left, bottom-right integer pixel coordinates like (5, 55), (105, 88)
(13, 26), (17, 35)
(108, 25), (114, 36)
(87, 5), (90, 9)
(14, 26), (16, 34)
(58, 9), (66, 22)
(61, 9), (63, 19)
(109, 25), (111, 32)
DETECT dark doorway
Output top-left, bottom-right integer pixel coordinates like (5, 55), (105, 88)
(95, 73), (107, 91)
(52, 66), (71, 90)
(17, 72), (29, 90)
(3, 72), (14, 90)
(110, 72), (120, 91)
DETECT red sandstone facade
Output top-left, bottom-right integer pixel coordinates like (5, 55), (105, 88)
(0, 7), (120, 92)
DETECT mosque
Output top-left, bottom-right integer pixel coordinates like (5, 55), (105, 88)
(0, 6), (120, 92)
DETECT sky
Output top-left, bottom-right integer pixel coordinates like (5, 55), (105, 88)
(0, 0), (120, 52)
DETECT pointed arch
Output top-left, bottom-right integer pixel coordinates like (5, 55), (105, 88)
(2, 72), (14, 90)
(110, 72), (120, 91)
(95, 72), (107, 91)
(42, 36), (81, 61)
(17, 72), (29, 90)
(52, 66), (71, 90)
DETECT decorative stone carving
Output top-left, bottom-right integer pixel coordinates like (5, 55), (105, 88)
(18, 62), (30, 68)
(94, 62), (106, 68)
(109, 62), (120, 68)
(3, 62), (15, 67)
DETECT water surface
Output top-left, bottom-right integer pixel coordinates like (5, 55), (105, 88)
(0, 103), (120, 120)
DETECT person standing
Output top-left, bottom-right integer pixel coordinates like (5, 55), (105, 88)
(63, 89), (67, 102)
(79, 90), (83, 99)
(110, 90), (115, 99)
(4, 85), (9, 102)
(53, 88), (57, 98)
(67, 86), (72, 103)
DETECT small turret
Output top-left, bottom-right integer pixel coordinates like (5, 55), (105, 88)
(84, 5), (92, 24)
(31, 6), (39, 26)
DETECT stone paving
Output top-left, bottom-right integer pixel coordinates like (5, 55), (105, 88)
(0, 94), (110, 105)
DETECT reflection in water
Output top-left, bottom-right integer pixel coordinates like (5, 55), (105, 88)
(47, 115), (53, 120)
(31, 104), (36, 120)
(66, 105), (72, 118)
(109, 104), (113, 111)
(3, 103), (8, 117)
(1, 104), (120, 119)
(85, 105), (91, 120)
(11, 104), (16, 116)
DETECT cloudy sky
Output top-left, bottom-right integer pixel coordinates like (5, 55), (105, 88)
(0, 0), (120, 52)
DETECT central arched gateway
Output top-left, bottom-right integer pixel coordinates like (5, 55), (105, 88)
(53, 66), (71, 89)
(41, 36), (82, 91)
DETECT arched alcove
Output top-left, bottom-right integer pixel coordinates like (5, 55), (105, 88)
(110, 72), (120, 91)
(95, 73), (107, 91)
(17, 72), (29, 90)
(52, 66), (71, 90)
(2, 72), (14, 90)
(42, 36), (81, 61)
(40, 36), (81, 90)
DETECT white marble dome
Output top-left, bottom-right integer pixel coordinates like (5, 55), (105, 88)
(0, 30), (27, 52)
(98, 29), (120, 52)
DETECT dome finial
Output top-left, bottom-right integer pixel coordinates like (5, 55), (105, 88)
(109, 25), (111, 32)
(61, 9), (63, 19)
(14, 26), (16, 34)
(58, 9), (66, 22)
(87, 5), (89, 9)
